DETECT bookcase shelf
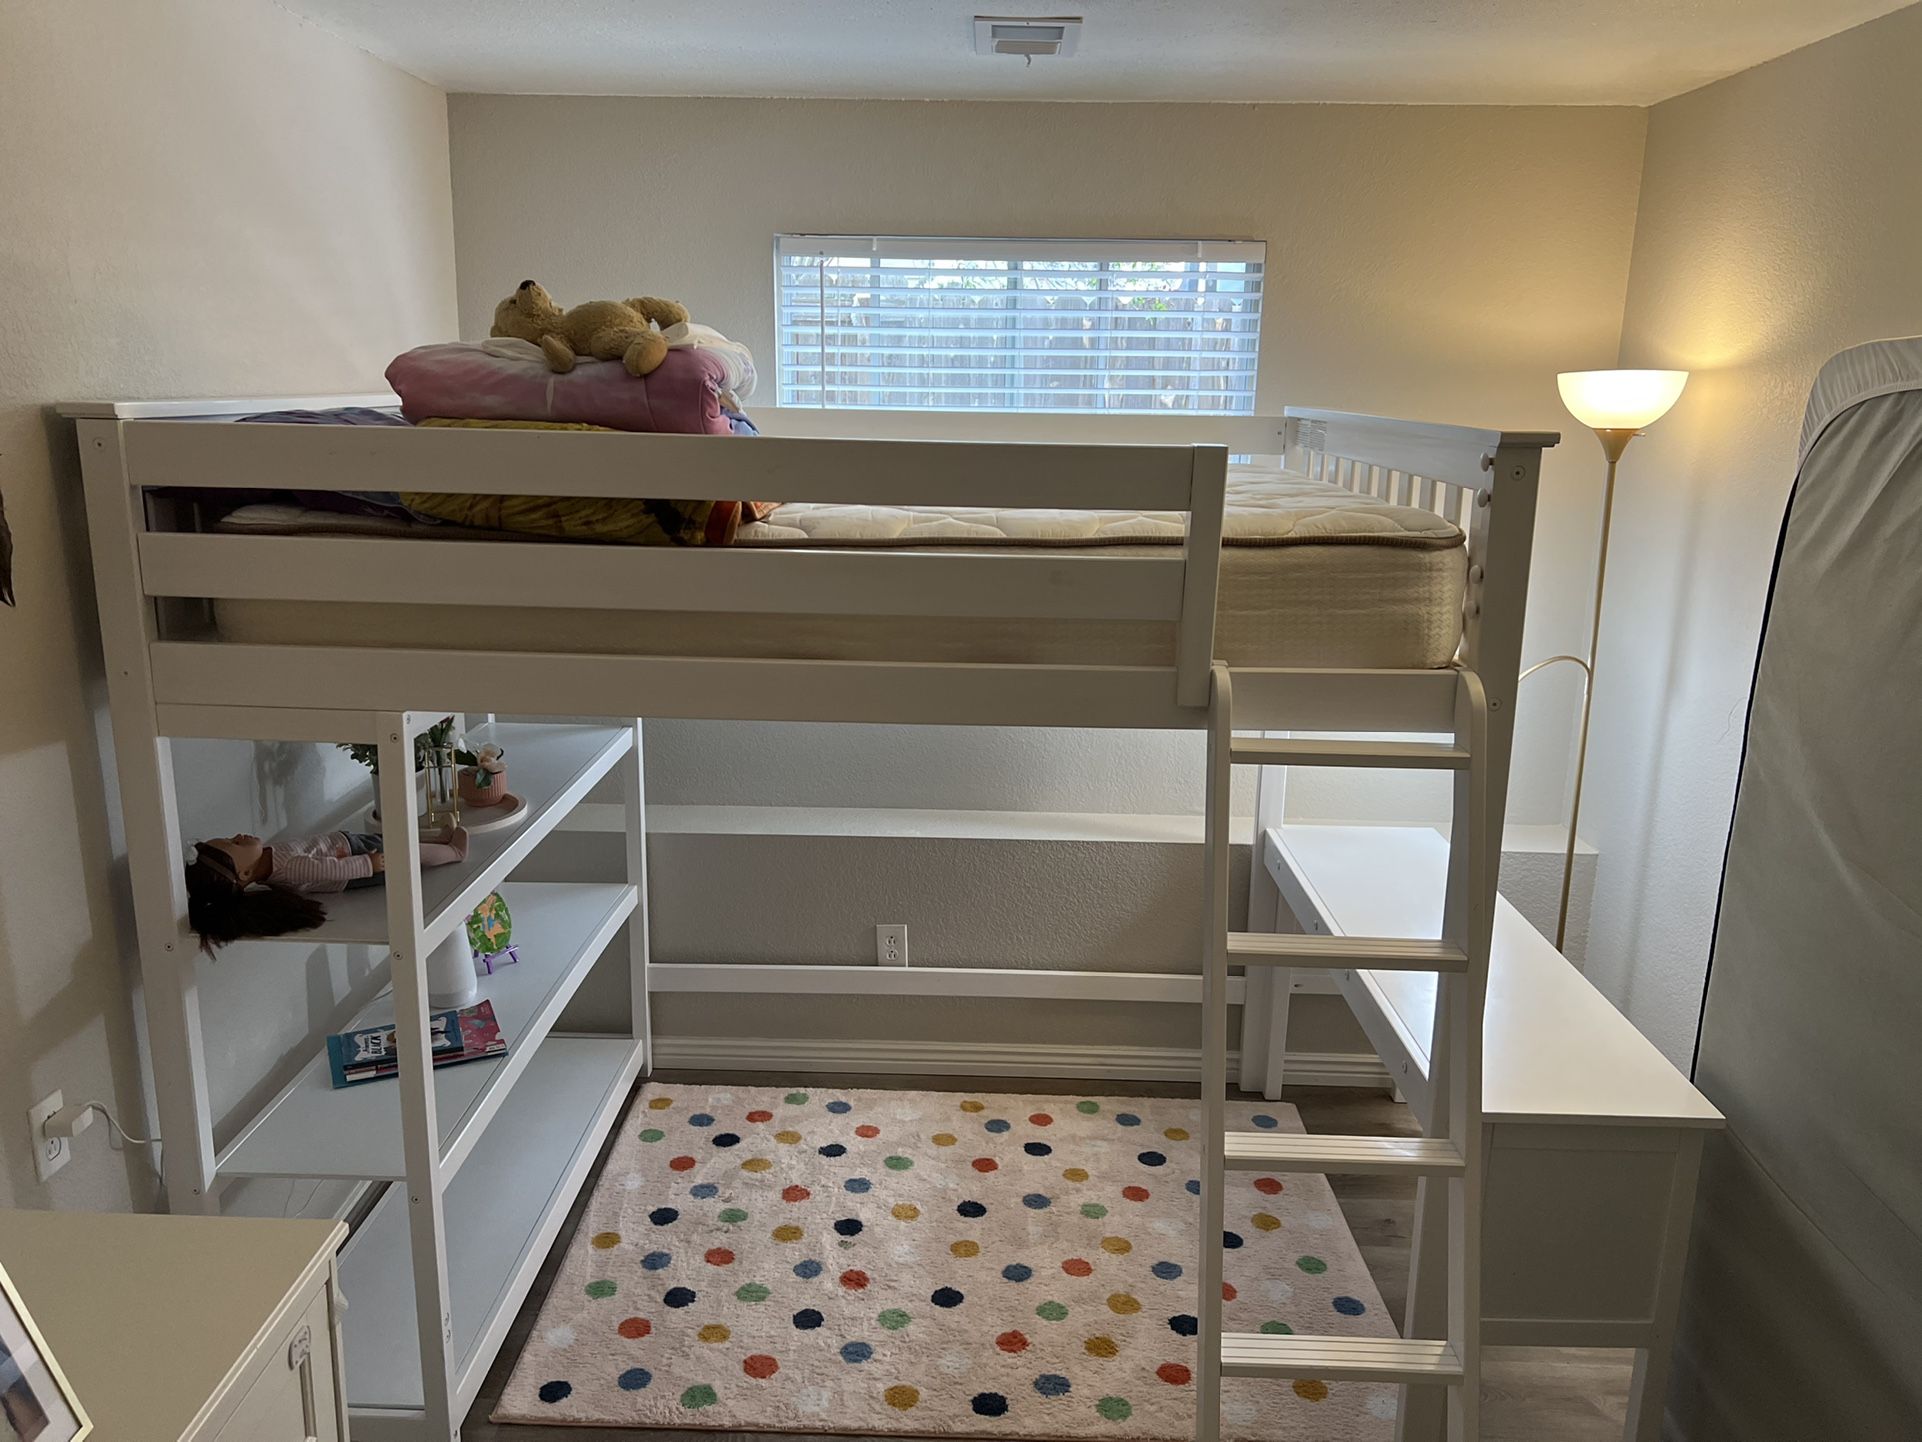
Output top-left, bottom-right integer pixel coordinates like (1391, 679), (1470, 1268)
(123, 705), (651, 1441)
(217, 880), (636, 1182)
(304, 720), (632, 950)
(338, 1032), (643, 1419)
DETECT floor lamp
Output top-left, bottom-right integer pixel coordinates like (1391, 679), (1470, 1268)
(1534, 368), (1689, 951)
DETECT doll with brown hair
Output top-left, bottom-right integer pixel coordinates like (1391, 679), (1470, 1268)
(186, 827), (469, 952)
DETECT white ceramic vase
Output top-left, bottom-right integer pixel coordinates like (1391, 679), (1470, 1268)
(425, 929), (479, 1008)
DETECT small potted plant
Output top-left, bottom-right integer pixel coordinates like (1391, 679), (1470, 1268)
(336, 738), (413, 827)
(458, 743), (509, 809)
(339, 718), (478, 827)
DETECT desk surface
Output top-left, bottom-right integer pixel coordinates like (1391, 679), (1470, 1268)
(0, 1209), (344, 1440)
(1275, 824), (1723, 1130)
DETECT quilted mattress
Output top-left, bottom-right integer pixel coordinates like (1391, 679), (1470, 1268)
(211, 464), (1468, 669)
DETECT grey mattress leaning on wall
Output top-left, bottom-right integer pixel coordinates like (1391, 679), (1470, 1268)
(1678, 337), (1922, 1440)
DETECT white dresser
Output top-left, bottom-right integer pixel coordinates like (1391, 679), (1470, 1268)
(0, 1209), (347, 1442)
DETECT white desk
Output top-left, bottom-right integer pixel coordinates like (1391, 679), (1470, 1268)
(0, 1210), (348, 1442)
(1255, 824), (1723, 1442)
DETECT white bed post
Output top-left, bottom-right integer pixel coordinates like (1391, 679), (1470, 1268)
(1442, 674), (1491, 1442)
(1459, 441), (1544, 891)
(1175, 445), (1228, 707)
(377, 712), (459, 1440)
(76, 418), (218, 1213)
(622, 718), (652, 1067)
(1188, 453), (1230, 1442)
(1400, 426), (1540, 1442)
(1195, 663), (1234, 1442)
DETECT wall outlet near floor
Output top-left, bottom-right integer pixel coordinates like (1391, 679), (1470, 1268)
(28, 1090), (70, 1182)
(876, 924), (908, 966)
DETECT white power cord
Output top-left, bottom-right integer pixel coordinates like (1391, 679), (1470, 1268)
(42, 1104), (328, 1215)
(281, 1177), (330, 1219)
(45, 1100), (160, 1148)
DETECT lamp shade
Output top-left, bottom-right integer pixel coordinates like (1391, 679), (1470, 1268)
(1557, 369), (1688, 431)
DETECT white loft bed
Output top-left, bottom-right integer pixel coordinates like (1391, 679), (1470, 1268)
(65, 395), (1553, 1441)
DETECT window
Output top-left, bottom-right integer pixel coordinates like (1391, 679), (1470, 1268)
(776, 235), (1265, 413)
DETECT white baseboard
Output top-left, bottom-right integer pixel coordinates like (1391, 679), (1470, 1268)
(649, 1034), (1391, 1089)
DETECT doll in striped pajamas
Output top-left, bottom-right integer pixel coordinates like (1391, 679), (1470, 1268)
(186, 827), (467, 951)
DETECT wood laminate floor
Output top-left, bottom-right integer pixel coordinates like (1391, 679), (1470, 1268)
(465, 1072), (1634, 1441)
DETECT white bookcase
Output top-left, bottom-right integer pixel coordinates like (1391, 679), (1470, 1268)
(153, 717), (649, 1440)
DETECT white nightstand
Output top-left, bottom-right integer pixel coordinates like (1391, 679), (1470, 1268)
(0, 1209), (347, 1441)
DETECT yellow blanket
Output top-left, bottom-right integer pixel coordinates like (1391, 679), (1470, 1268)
(403, 418), (733, 546)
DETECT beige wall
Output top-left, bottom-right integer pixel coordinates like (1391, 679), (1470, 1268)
(0, 0), (456, 1209)
(1585, 3), (1922, 1065)
(21, 18), (1898, 1208)
(448, 96), (1648, 835)
(448, 96), (1646, 1061)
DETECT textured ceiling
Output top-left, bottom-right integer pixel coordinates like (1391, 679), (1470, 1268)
(280, 0), (1908, 106)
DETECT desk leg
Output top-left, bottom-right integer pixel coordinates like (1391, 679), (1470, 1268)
(1237, 839), (1291, 1099)
(1238, 967), (1274, 1094)
(1622, 1130), (1705, 1442)
(1259, 980), (1290, 1101)
(1393, 1176), (1448, 1442)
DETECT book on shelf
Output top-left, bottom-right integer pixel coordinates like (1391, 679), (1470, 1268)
(325, 1000), (506, 1088)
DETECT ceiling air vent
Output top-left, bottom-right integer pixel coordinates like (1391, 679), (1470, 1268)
(973, 16), (1082, 59)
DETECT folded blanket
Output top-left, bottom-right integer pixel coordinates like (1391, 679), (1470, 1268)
(664, 322), (757, 402)
(386, 340), (734, 434)
(404, 419), (741, 545)
(234, 407), (417, 517)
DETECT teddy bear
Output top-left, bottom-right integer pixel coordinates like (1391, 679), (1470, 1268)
(490, 279), (691, 378)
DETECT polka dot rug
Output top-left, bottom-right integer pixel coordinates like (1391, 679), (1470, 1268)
(494, 1084), (1397, 1439)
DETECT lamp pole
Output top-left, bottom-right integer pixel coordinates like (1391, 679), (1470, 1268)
(1541, 370), (1686, 957)
(1551, 427), (1637, 950)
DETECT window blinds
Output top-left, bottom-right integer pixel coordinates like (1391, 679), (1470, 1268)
(775, 235), (1265, 413)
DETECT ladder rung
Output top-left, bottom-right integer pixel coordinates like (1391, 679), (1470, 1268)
(1227, 932), (1469, 972)
(1228, 737), (1470, 770)
(1222, 1132), (1465, 1176)
(1220, 1334), (1464, 1384)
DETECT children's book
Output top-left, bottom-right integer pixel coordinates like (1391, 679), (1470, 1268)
(326, 1000), (506, 1087)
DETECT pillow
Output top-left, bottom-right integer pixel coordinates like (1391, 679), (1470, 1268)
(385, 341), (735, 436)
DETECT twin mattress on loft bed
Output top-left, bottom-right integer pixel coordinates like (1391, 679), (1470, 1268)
(204, 462), (1469, 669)
(142, 336), (1481, 674)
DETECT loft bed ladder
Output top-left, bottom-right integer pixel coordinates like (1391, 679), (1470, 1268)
(1196, 662), (1490, 1439)
(1191, 412), (1550, 1442)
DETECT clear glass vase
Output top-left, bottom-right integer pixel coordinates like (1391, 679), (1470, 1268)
(422, 744), (461, 829)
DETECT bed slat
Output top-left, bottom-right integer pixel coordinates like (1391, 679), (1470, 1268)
(118, 419), (1200, 513)
(147, 642), (1470, 734)
(137, 532), (1189, 621)
(1283, 408), (1556, 494)
(150, 642), (1202, 728)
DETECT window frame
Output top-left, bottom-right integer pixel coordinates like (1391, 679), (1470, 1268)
(773, 234), (1266, 415)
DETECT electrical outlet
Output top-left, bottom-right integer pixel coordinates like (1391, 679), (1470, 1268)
(876, 924), (908, 966)
(28, 1091), (70, 1183)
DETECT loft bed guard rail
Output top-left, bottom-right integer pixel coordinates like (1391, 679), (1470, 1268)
(74, 402), (1552, 737)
